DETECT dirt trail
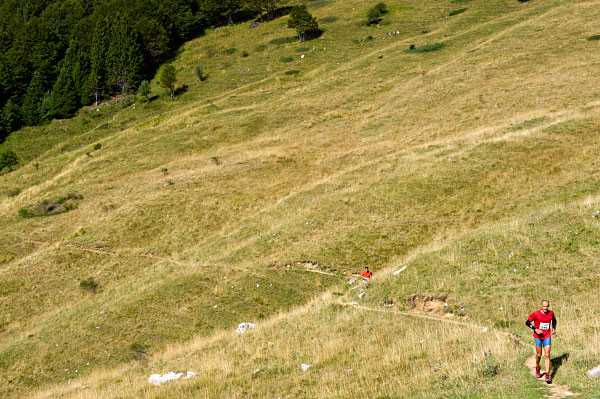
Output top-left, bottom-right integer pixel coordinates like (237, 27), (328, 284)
(342, 301), (577, 398)
(524, 348), (576, 398)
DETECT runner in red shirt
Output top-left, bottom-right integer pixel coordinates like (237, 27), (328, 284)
(361, 267), (373, 282)
(526, 300), (557, 383)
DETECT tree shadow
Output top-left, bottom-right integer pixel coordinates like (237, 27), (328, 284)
(550, 353), (569, 378)
(174, 84), (189, 96)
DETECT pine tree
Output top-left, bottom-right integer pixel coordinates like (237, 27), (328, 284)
(21, 73), (45, 126)
(106, 14), (144, 94)
(0, 100), (22, 142)
(50, 63), (78, 119)
(90, 17), (109, 106)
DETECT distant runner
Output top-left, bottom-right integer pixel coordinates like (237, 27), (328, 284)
(361, 267), (373, 282)
(526, 300), (557, 383)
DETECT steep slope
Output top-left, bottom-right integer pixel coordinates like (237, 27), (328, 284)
(2, 0), (600, 397)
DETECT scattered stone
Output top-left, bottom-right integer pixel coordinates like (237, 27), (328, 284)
(213, 28), (221, 34)
(378, 54), (383, 59)
(587, 364), (600, 377)
(249, 22), (260, 29)
(508, 252), (514, 259)
(148, 371), (196, 386)
(236, 322), (256, 334)
(347, 279), (356, 285)
(359, 292), (365, 299)
(301, 364), (311, 371)
(481, 327), (488, 333)
(593, 210), (599, 218)
(165, 179), (174, 186)
(393, 266), (407, 275)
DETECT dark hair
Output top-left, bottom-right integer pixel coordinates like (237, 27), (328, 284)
(541, 299), (549, 306)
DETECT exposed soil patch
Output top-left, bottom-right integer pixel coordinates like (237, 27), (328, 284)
(18, 193), (83, 218)
(268, 260), (347, 275)
(405, 293), (449, 312)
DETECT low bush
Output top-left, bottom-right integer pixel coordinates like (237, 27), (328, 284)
(284, 70), (301, 75)
(449, 8), (467, 16)
(295, 47), (310, 52)
(478, 351), (500, 377)
(587, 34), (600, 41)
(366, 2), (387, 25)
(241, 50), (249, 57)
(254, 44), (268, 51)
(403, 43), (445, 53)
(93, 143), (102, 151)
(222, 47), (237, 55)
(280, 56), (294, 62)
(80, 277), (99, 293)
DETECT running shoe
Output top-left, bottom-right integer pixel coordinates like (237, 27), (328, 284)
(535, 367), (541, 378)
(545, 374), (552, 384)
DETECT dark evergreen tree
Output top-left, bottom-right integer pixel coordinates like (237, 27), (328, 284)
(106, 14), (144, 93)
(0, 149), (19, 172)
(50, 63), (78, 119)
(1, 100), (22, 142)
(21, 72), (46, 126)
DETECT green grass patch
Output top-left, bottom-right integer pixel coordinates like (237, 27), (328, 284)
(18, 193), (83, 218)
(280, 56), (294, 63)
(269, 36), (298, 45)
(403, 42), (445, 53)
(586, 34), (600, 41)
(254, 44), (268, 51)
(284, 70), (301, 75)
(449, 8), (468, 16)
(295, 47), (310, 52)
(307, 0), (332, 7)
(319, 16), (338, 24)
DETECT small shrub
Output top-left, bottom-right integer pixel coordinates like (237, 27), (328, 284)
(254, 44), (268, 51)
(403, 43), (445, 53)
(374, 2), (388, 14)
(280, 56), (294, 62)
(7, 187), (21, 197)
(222, 47), (237, 55)
(493, 319), (512, 329)
(194, 64), (208, 81)
(449, 8), (467, 16)
(587, 34), (600, 41)
(128, 342), (147, 361)
(366, 7), (382, 25)
(93, 143), (102, 151)
(269, 36), (298, 45)
(241, 50), (249, 57)
(319, 16), (338, 24)
(451, 0), (472, 2)
(80, 277), (99, 293)
(284, 70), (301, 75)
(161, 167), (168, 175)
(210, 156), (220, 165)
(295, 47), (310, 52)
(479, 351), (499, 377)
(137, 80), (151, 101)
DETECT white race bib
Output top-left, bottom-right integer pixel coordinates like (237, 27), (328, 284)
(540, 322), (550, 330)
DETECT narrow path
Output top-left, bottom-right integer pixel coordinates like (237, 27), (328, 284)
(342, 301), (577, 398)
(524, 348), (576, 398)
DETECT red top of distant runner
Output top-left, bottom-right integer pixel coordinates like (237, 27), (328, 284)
(528, 310), (555, 339)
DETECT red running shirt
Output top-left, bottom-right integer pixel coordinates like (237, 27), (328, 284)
(361, 270), (372, 279)
(528, 310), (556, 339)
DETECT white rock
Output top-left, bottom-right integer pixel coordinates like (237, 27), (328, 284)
(393, 266), (407, 275)
(481, 327), (488, 333)
(236, 322), (256, 334)
(301, 364), (311, 371)
(300, 54), (305, 58)
(359, 292), (365, 299)
(508, 252), (514, 258)
(347, 279), (356, 285)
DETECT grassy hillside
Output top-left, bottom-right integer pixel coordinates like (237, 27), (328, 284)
(2, 0), (600, 397)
